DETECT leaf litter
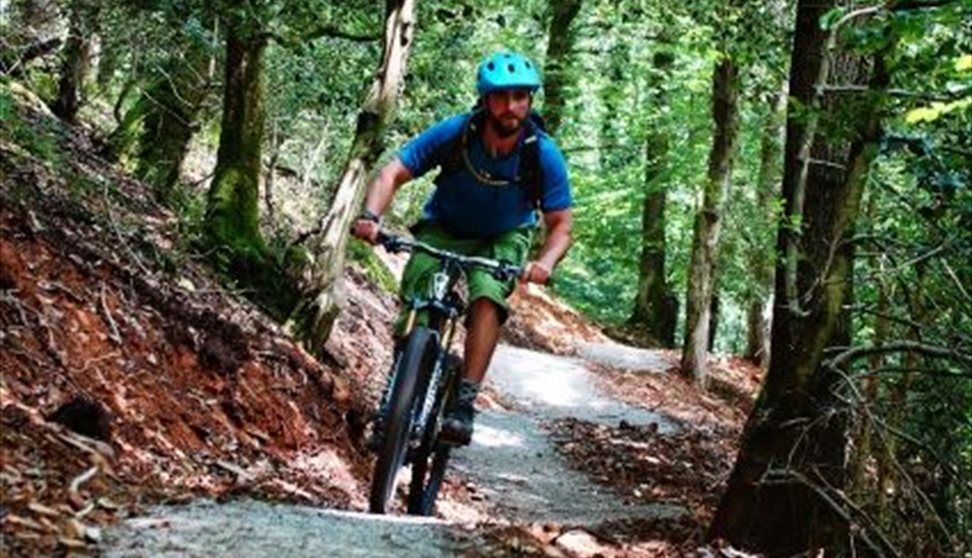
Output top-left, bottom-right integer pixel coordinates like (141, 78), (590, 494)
(1, 88), (764, 557)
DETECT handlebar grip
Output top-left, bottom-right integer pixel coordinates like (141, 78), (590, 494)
(378, 231), (409, 253)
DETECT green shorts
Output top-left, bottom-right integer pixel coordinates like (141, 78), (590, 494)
(395, 221), (533, 336)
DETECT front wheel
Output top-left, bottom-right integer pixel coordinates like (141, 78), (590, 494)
(407, 353), (461, 516)
(368, 327), (437, 514)
(407, 442), (452, 516)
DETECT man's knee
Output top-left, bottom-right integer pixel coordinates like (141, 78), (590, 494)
(468, 297), (505, 327)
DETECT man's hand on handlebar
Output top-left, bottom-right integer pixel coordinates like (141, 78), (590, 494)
(520, 261), (552, 285)
(355, 229), (548, 284)
(351, 213), (381, 244)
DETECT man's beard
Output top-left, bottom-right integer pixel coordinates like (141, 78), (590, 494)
(487, 112), (523, 138)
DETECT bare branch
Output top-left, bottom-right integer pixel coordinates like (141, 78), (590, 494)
(825, 341), (972, 370)
(825, 369), (960, 547)
(760, 467), (901, 558)
(303, 25), (381, 43)
(821, 85), (971, 102)
(857, 366), (972, 378)
(940, 259), (972, 306)
(846, 304), (967, 342)
(892, 0), (962, 11)
(560, 142), (634, 154)
(804, 157), (847, 171)
(265, 25), (381, 47)
(1, 37), (62, 77)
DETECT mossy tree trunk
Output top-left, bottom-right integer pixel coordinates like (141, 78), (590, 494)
(286, 0), (416, 355)
(111, 36), (212, 202)
(134, 41), (212, 202)
(680, 56), (740, 386)
(542, 0), (582, 136)
(204, 15), (268, 267)
(53, 0), (97, 124)
(709, 2), (893, 553)
(744, 85), (787, 367)
(629, 47), (677, 347)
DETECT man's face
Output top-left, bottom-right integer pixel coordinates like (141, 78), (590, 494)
(484, 89), (531, 138)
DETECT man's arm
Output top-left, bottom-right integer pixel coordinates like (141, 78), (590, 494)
(522, 208), (573, 284)
(352, 157), (413, 243)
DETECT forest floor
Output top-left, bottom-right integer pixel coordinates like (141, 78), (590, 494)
(0, 83), (762, 557)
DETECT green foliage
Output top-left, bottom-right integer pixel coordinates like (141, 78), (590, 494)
(0, 81), (63, 167)
(347, 237), (398, 294)
(835, 6), (971, 552)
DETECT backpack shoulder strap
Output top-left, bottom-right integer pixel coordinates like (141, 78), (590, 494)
(519, 118), (544, 210)
(431, 111), (482, 181)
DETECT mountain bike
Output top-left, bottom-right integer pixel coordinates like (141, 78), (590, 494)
(368, 232), (521, 516)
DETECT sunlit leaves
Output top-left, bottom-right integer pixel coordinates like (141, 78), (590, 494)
(957, 54), (972, 72)
(905, 97), (972, 123)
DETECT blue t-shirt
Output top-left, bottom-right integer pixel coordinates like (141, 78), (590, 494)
(398, 113), (572, 238)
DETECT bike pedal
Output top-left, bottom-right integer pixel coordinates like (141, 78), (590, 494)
(437, 430), (472, 447)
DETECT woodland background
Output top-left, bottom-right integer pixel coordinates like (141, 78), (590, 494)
(1, 0), (970, 555)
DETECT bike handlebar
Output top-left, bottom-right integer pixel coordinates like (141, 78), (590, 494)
(376, 231), (522, 282)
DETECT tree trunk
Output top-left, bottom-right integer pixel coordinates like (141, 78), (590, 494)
(542, 0), (581, 136)
(204, 16), (268, 267)
(680, 57), (740, 386)
(629, 48), (677, 347)
(134, 41), (212, 202)
(53, 0), (96, 124)
(597, 40), (629, 172)
(3, 1), (62, 76)
(709, 2), (893, 554)
(744, 85), (787, 367)
(286, 0), (416, 355)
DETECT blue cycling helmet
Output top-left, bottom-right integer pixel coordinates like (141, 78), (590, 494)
(476, 51), (541, 96)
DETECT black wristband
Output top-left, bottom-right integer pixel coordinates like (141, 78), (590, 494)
(359, 209), (381, 223)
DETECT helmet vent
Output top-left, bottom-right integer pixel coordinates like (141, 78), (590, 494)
(476, 51), (541, 95)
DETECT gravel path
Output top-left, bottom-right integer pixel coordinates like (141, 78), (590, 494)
(576, 342), (674, 373)
(102, 344), (685, 556)
(104, 501), (461, 558)
(488, 345), (678, 433)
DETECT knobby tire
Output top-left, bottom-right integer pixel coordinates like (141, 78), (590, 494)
(406, 367), (457, 515)
(368, 327), (437, 514)
(407, 442), (452, 515)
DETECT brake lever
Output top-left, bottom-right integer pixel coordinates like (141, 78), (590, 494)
(494, 263), (521, 283)
(378, 233), (408, 254)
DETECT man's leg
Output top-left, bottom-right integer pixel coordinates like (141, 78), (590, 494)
(462, 298), (502, 383)
(440, 299), (504, 446)
(441, 228), (532, 446)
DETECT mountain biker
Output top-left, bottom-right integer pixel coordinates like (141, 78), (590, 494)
(352, 51), (574, 446)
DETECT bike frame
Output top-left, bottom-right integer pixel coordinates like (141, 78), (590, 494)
(383, 234), (521, 450)
(369, 232), (521, 515)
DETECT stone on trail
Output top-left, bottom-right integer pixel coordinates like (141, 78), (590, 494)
(555, 529), (611, 557)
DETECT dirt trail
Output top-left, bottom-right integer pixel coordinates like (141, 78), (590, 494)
(102, 344), (686, 556)
(2, 86), (755, 557)
(103, 501), (460, 557)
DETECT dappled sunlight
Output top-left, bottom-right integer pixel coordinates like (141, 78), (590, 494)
(488, 345), (679, 432)
(520, 371), (586, 407)
(472, 422), (526, 448)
